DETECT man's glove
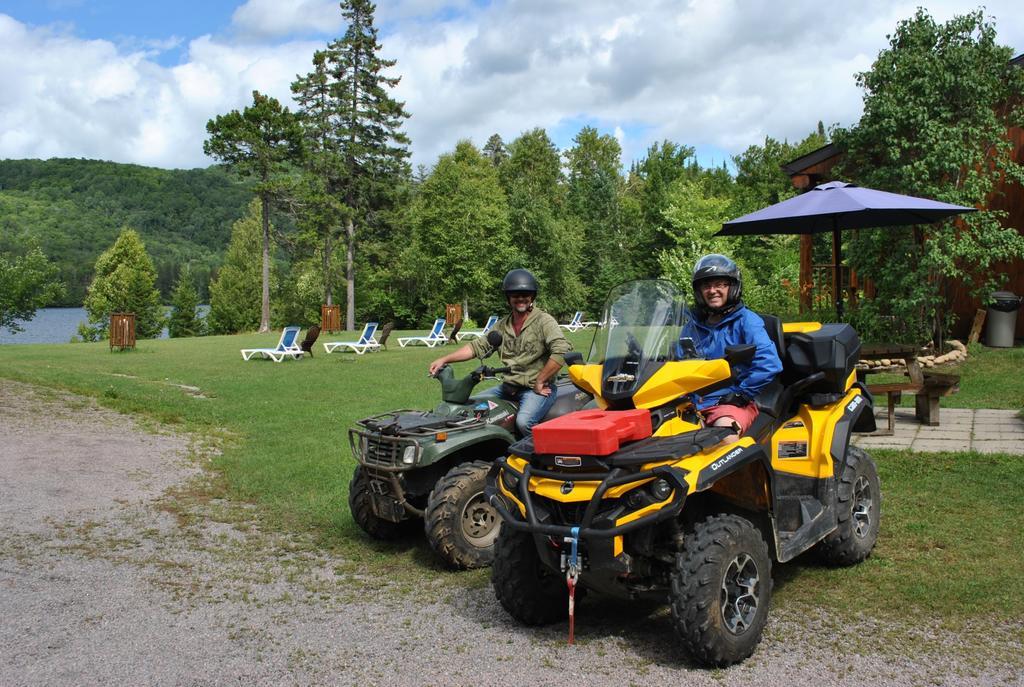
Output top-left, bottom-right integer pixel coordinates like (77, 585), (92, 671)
(717, 392), (752, 407)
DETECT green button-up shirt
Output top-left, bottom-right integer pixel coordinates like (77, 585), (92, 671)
(469, 307), (572, 387)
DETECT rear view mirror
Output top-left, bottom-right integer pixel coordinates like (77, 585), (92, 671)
(485, 330), (503, 354)
(724, 344), (755, 366)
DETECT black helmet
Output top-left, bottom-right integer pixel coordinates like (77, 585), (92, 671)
(692, 254), (742, 315)
(501, 268), (539, 296)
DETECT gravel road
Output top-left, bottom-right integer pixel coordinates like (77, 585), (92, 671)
(1, 379), (1020, 686)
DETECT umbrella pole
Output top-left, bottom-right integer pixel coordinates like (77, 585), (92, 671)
(833, 224), (844, 321)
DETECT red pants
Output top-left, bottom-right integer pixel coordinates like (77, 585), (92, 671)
(702, 403), (759, 435)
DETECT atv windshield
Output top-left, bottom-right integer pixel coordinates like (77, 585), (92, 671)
(587, 280), (693, 401)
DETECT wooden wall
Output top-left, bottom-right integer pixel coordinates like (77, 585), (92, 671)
(948, 124), (1024, 341)
(788, 127), (1024, 341)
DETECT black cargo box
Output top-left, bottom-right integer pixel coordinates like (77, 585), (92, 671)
(783, 324), (861, 394)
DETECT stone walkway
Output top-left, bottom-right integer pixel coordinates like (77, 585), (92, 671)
(852, 407), (1024, 454)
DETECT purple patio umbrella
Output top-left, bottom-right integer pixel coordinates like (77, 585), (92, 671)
(716, 181), (976, 317)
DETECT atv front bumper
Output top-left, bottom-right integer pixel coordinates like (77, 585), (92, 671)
(486, 456), (690, 540)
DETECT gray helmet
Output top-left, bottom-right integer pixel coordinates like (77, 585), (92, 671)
(692, 254), (742, 314)
(501, 268), (539, 297)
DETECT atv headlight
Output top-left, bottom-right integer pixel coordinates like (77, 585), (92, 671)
(401, 445), (417, 465)
(626, 489), (645, 509)
(650, 478), (672, 501)
(500, 468), (519, 493)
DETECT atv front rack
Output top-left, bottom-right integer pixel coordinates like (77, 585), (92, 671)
(349, 410), (486, 470)
(487, 457), (691, 540)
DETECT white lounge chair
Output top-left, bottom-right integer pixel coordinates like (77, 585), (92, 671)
(455, 315), (499, 342)
(558, 311), (584, 332)
(323, 321), (382, 355)
(240, 326), (304, 362)
(579, 314), (599, 328)
(398, 318), (447, 348)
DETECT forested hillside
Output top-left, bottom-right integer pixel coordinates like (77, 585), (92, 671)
(0, 158), (252, 304)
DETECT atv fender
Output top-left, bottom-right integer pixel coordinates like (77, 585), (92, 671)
(693, 441), (771, 492)
(417, 423), (516, 467)
(830, 390), (873, 467)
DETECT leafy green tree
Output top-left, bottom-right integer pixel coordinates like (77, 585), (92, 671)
(658, 178), (799, 318)
(79, 228), (164, 341)
(564, 126), (628, 312)
(167, 265), (205, 338)
(500, 128), (584, 316)
(405, 141), (513, 321)
(299, 0), (411, 330)
(732, 131), (827, 215)
(207, 201), (271, 334)
(0, 245), (64, 334)
(624, 140), (699, 276)
(204, 90), (302, 332)
(835, 8), (1024, 343)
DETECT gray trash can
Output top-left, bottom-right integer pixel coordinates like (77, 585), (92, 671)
(985, 291), (1021, 347)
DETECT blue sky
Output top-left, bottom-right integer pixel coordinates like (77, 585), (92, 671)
(1, 1), (1021, 172)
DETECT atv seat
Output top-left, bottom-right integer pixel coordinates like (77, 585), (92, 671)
(752, 314), (788, 419)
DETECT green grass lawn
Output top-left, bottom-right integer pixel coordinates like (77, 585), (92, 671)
(1, 330), (1022, 628)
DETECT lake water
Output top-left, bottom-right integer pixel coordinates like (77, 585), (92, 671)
(0, 307), (209, 345)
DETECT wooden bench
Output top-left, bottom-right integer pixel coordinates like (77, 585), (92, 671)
(867, 371), (961, 433)
(866, 382), (922, 435)
(915, 370), (961, 426)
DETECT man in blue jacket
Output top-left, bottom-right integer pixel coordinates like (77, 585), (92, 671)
(677, 254), (782, 443)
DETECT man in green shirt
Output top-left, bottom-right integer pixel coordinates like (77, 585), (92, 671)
(428, 268), (572, 436)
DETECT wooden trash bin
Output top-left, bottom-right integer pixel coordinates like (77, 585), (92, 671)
(321, 304), (341, 333)
(445, 304), (464, 344)
(445, 303), (463, 326)
(110, 312), (136, 351)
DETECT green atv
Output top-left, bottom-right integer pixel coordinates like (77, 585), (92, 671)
(348, 331), (593, 569)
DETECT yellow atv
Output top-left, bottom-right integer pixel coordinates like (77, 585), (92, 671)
(486, 280), (880, 667)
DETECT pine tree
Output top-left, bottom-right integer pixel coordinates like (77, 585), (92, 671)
(204, 91), (302, 332)
(482, 134), (508, 167)
(80, 228), (164, 340)
(168, 265), (204, 338)
(291, 0), (411, 330)
(207, 201), (271, 335)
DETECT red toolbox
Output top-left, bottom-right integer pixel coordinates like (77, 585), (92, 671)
(532, 408), (652, 456)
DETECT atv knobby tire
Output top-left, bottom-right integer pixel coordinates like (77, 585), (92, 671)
(349, 466), (410, 540)
(425, 461), (499, 569)
(670, 514), (772, 667)
(815, 445), (881, 566)
(492, 525), (567, 626)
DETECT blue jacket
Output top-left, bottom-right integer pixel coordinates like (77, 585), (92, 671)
(676, 305), (783, 410)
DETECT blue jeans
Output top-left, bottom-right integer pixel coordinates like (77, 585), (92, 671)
(477, 383), (557, 437)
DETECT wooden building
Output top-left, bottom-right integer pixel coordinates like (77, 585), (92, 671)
(781, 116), (1024, 340)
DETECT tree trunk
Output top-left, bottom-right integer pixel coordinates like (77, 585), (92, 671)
(323, 230), (333, 306)
(260, 193), (271, 333)
(346, 217), (355, 331)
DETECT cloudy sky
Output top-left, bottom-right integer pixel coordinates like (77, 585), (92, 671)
(1, 0), (1021, 172)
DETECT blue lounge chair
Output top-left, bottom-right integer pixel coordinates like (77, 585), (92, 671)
(240, 326), (304, 362)
(398, 318), (447, 348)
(558, 311), (584, 332)
(455, 315), (499, 342)
(323, 322), (382, 355)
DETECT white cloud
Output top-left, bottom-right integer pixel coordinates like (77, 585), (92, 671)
(230, 0), (342, 39)
(1, 0), (1022, 171)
